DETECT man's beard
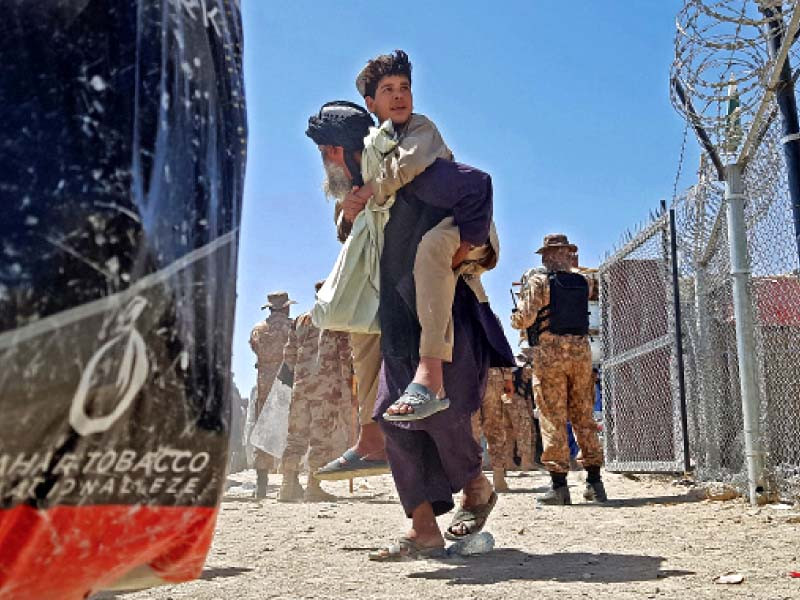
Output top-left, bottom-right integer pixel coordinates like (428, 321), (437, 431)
(322, 159), (352, 199)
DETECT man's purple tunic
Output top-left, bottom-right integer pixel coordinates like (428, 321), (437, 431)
(374, 158), (515, 517)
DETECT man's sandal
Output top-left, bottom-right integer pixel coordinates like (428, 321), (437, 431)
(314, 448), (390, 481)
(382, 382), (450, 422)
(368, 537), (446, 561)
(444, 491), (498, 541)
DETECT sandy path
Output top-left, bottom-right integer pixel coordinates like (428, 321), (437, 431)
(93, 470), (800, 600)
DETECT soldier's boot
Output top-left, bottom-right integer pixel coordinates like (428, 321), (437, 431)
(304, 475), (337, 503)
(254, 469), (269, 499)
(277, 471), (304, 503)
(492, 468), (509, 493)
(583, 466), (608, 503)
(538, 472), (572, 505)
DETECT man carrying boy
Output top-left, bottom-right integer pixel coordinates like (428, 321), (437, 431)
(309, 50), (498, 480)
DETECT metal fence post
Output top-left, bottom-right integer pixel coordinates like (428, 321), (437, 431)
(669, 208), (692, 473)
(761, 3), (800, 267)
(693, 264), (721, 472)
(725, 163), (764, 505)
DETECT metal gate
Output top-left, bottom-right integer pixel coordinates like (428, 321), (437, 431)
(599, 216), (689, 473)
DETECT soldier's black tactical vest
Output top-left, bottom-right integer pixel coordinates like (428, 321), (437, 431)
(527, 272), (589, 346)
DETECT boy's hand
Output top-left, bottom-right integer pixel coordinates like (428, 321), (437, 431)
(342, 187), (368, 222)
(451, 240), (473, 269)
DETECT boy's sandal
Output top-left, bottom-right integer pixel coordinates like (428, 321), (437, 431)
(382, 383), (450, 422)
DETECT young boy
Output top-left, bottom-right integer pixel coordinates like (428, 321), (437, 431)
(352, 50), (497, 422)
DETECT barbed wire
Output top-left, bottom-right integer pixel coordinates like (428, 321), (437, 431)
(671, 0), (796, 154)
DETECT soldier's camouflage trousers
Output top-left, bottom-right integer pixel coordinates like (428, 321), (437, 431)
(509, 392), (535, 469)
(281, 371), (349, 473)
(532, 335), (603, 474)
(472, 393), (536, 470)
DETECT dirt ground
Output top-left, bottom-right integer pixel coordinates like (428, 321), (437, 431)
(93, 469), (800, 600)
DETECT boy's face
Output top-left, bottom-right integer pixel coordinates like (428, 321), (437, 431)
(365, 74), (413, 126)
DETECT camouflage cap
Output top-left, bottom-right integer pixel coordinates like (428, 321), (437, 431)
(260, 291), (297, 310)
(536, 233), (578, 254)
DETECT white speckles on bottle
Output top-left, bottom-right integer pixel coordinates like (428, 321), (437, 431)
(89, 75), (107, 92)
(106, 256), (120, 275)
(24, 215), (39, 226)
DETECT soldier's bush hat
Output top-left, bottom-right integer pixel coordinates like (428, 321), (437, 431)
(261, 291), (297, 310)
(536, 233), (578, 254)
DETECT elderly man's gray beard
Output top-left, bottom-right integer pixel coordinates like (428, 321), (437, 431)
(322, 159), (352, 200)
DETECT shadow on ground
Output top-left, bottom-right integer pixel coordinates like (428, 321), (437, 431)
(91, 566), (253, 599)
(500, 486), (550, 495)
(565, 492), (704, 508)
(409, 550), (693, 585)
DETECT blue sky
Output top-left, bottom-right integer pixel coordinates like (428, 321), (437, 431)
(232, 1), (699, 395)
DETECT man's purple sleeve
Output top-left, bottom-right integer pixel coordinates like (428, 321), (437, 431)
(403, 158), (493, 247)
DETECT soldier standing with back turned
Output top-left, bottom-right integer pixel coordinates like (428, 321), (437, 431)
(511, 234), (607, 505)
(249, 291), (295, 499)
(279, 281), (354, 502)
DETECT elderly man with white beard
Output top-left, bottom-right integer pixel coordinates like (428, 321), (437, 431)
(305, 100), (515, 560)
(306, 102), (391, 481)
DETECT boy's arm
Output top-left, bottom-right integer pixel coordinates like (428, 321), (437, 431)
(372, 117), (453, 202)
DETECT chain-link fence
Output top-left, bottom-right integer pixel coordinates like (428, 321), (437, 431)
(600, 111), (800, 501)
(599, 218), (689, 473)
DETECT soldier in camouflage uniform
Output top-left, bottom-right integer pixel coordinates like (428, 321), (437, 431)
(471, 367), (514, 492)
(511, 234), (606, 505)
(279, 281), (354, 503)
(472, 367), (536, 492)
(509, 363), (536, 470)
(249, 291), (295, 498)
